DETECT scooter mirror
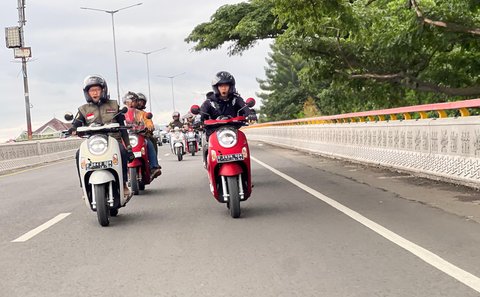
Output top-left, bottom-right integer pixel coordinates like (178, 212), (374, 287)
(190, 105), (200, 115)
(146, 112), (153, 119)
(119, 106), (128, 114)
(246, 98), (256, 108)
(64, 112), (74, 121)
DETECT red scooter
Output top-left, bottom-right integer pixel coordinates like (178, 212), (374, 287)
(125, 109), (152, 195)
(185, 126), (199, 156)
(190, 98), (256, 218)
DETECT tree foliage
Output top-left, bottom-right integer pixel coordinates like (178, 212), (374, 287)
(186, 0), (480, 120)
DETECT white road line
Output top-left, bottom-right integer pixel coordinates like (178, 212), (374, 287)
(378, 175), (412, 179)
(11, 213), (71, 243)
(251, 156), (480, 293)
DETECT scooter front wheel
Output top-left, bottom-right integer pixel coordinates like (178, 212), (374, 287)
(129, 167), (139, 195)
(177, 148), (183, 161)
(94, 183), (110, 226)
(226, 176), (241, 218)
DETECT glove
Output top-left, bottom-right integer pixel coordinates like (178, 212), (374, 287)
(126, 145), (135, 162)
(66, 127), (77, 136)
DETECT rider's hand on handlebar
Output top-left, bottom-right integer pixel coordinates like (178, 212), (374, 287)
(126, 145), (135, 162)
(67, 127), (77, 136)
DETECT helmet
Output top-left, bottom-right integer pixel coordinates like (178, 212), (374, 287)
(83, 75), (109, 103)
(137, 92), (147, 103)
(172, 111), (180, 119)
(123, 91), (138, 104)
(211, 71), (236, 96)
(136, 92), (147, 110)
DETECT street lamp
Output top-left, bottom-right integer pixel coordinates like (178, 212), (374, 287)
(157, 72), (186, 111)
(80, 3), (143, 104)
(126, 48), (166, 111)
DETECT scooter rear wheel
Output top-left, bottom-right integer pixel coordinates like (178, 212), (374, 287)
(227, 176), (241, 218)
(94, 183), (110, 226)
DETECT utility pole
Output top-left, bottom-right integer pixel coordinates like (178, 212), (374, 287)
(5, 1), (34, 140)
(18, 0), (32, 140)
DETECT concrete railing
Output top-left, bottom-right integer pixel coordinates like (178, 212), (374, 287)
(0, 138), (82, 173)
(245, 99), (480, 188)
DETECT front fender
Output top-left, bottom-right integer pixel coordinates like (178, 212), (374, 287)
(174, 142), (183, 148)
(218, 162), (243, 177)
(128, 158), (142, 168)
(89, 170), (115, 184)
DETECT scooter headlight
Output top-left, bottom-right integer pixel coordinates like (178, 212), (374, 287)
(217, 128), (237, 148)
(88, 136), (108, 155)
(129, 135), (138, 148)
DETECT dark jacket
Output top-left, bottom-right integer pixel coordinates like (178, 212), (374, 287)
(200, 92), (250, 121)
(72, 100), (130, 146)
(168, 120), (184, 130)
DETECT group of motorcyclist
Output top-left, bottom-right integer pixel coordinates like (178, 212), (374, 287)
(68, 71), (252, 199)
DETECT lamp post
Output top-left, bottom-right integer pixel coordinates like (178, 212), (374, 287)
(126, 48), (166, 111)
(80, 3), (143, 104)
(157, 72), (186, 111)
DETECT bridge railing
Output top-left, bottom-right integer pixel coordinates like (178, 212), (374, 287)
(0, 138), (81, 173)
(245, 98), (480, 188)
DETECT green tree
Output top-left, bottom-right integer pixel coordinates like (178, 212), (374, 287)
(257, 43), (315, 121)
(186, 0), (480, 118)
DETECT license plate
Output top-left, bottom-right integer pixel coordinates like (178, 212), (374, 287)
(134, 152), (142, 158)
(86, 160), (113, 170)
(217, 153), (244, 163)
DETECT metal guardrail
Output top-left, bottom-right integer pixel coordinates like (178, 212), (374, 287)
(245, 98), (480, 188)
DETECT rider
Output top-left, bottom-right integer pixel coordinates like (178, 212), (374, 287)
(168, 111), (184, 130)
(136, 92), (159, 154)
(198, 71), (251, 166)
(123, 91), (137, 108)
(70, 75), (134, 198)
(199, 71), (251, 124)
(123, 91), (162, 180)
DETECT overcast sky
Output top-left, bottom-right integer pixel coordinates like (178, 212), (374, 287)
(0, 0), (271, 141)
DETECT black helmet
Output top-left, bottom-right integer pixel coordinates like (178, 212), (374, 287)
(137, 92), (147, 103)
(172, 111), (180, 119)
(211, 71), (236, 96)
(83, 75), (109, 103)
(123, 91), (138, 104)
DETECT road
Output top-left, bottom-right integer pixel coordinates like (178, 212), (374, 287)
(0, 141), (479, 297)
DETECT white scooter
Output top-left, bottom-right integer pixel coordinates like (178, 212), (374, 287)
(169, 127), (186, 161)
(65, 111), (131, 227)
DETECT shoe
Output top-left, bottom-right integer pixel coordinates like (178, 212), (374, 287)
(150, 168), (162, 180)
(123, 184), (132, 198)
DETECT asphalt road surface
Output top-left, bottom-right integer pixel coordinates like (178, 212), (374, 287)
(1, 141), (479, 297)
